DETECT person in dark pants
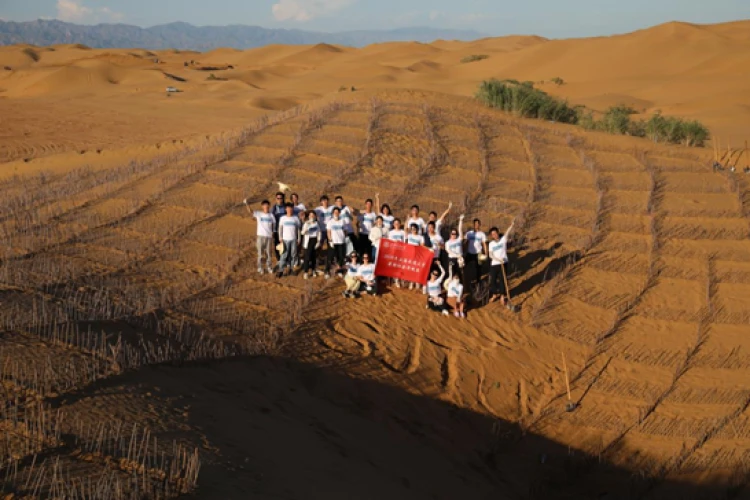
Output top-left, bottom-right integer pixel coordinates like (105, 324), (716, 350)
(464, 218), (488, 296)
(325, 207), (347, 278)
(488, 219), (515, 304)
(271, 191), (286, 260)
(301, 210), (322, 279)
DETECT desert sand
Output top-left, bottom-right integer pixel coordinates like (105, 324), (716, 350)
(1, 19), (750, 499)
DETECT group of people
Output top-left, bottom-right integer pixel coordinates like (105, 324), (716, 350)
(244, 191), (515, 318)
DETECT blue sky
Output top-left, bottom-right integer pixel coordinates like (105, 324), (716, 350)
(1, 0), (749, 37)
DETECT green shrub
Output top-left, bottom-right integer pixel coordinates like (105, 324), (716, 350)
(461, 54), (489, 63)
(598, 106), (637, 135)
(550, 77), (565, 86)
(22, 47), (40, 62)
(475, 79), (578, 124)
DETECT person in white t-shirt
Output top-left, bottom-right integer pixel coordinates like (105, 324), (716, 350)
(406, 205), (426, 235)
(445, 214), (465, 281)
(426, 262), (449, 316)
(406, 223), (425, 291)
(427, 202), (452, 236)
(276, 203), (301, 278)
(464, 217), (488, 291)
(358, 198), (377, 259)
(387, 219), (406, 288)
(245, 198), (276, 274)
(316, 195), (333, 246)
(301, 211), (323, 279)
(375, 193), (395, 232)
(343, 252), (362, 298)
(357, 252), (377, 296)
(326, 207), (346, 278)
(334, 195), (356, 256)
(369, 216), (385, 262)
(446, 265), (466, 318)
(426, 221), (444, 262)
(388, 219), (406, 243)
(489, 220), (515, 304)
(291, 193), (306, 217)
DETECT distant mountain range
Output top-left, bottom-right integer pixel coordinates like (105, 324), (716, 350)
(0, 20), (485, 50)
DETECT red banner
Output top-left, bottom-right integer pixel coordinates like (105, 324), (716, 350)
(375, 239), (434, 285)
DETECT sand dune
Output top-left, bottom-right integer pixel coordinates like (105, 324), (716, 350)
(1, 19), (750, 499)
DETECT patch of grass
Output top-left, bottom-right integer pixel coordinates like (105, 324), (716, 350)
(461, 54), (489, 64)
(550, 77), (565, 86)
(206, 73), (227, 81)
(477, 80), (710, 147)
(476, 79), (579, 124)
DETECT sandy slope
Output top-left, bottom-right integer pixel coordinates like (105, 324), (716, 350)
(1, 19), (750, 499)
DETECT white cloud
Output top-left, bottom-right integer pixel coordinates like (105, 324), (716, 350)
(272, 0), (355, 22)
(56, 1), (124, 23)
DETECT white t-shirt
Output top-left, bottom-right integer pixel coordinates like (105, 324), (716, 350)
(302, 220), (320, 247)
(388, 229), (406, 243)
(327, 218), (346, 245)
(406, 217), (426, 234)
(407, 233), (424, 246)
(359, 211), (377, 235)
(428, 233), (444, 259)
(380, 213), (395, 231)
(358, 263), (375, 282)
(369, 226), (384, 247)
(293, 203), (306, 217)
(445, 238), (463, 259)
(336, 205), (354, 233)
(316, 205), (333, 230)
(345, 262), (360, 277)
(447, 280), (464, 298)
(489, 235), (509, 266)
(278, 215), (301, 241)
(253, 211), (275, 238)
(427, 278), (444, 297)
(466, 230), (487, 255)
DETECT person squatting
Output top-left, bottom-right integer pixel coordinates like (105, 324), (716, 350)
(245, 191), (515, 318)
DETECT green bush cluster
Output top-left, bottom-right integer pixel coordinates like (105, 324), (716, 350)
(476, 79), (710, 147)
(579, 106), (710, 147)
(475, 79), (578, 124)
(461, 54), (489, 64)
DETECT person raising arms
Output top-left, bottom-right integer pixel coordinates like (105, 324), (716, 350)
(446, 264), (466, 318)
(244, 198), (276, 275)
(369, 215), (385, 262)
(426, 262), (450, 316)
(427, 202), (452, 236)
(375, 193), (395, 232)
(488, 219), (516, 304)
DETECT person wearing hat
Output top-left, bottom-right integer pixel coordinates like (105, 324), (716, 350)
(343, 251), (362, 298)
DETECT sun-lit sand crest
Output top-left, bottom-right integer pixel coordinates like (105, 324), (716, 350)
(1, 19), (750, 499)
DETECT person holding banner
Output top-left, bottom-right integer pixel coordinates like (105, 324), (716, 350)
(406, 223), (426, 291)
(374, 238), (434, 293)
(326, 207), (346, 279)
(489, 220), (515, 304)
(369, 216), (385, 262)
(343, 252), (362, 298)
(388, 219), (407, 287)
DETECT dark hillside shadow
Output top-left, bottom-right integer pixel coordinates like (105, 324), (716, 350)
(72, 353), (746, 500)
